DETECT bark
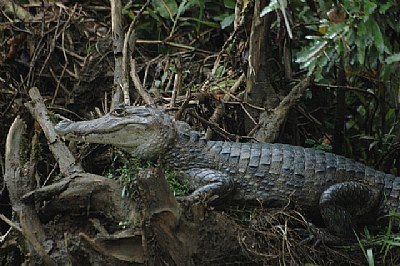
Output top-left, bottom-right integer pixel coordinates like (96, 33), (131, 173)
(245, 0), (276, 108)
(136, 168), (199, 265)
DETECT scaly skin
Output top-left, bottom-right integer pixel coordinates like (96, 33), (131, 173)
(55, 105), (400, 237)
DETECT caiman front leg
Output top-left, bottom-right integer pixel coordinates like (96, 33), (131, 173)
(179, 168), (235, 203)
(319, 181), (381, 237)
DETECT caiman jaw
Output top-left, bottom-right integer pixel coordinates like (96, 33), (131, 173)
(55, 116), (149, 145)
(54, 106), (177, 160)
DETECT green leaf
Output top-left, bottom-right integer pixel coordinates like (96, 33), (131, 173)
(224, 0), (235, 9)
(363, 0), (377, 18)
(367, 46), (379, 68)
(355, 39), (366, 65)
(295, 40), (328, 65)
(177, 0), (192, 17)
(185, 17), (220, 28)
(260, 0), (279, 17)
(151, 0), (178, 20)
(386, 108), (395, 121)
(214, 65), (226, 79)
(325, 23), (347, 39)
(366, 248), (375, 266)
(368, 18), (384, 54)
(385, 53), (400, 64)
(379, 2), (393, 14)
(220, 14), (234, 29)
(357, 21), (367, 37)
(355, 23), (367, 65)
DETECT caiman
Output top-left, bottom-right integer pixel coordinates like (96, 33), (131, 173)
(55, 105), (400, 237)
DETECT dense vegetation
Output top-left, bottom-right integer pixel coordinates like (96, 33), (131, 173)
(0, 0), (399, 265)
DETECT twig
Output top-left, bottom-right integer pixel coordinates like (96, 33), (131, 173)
(130, 59), (155, 106)
(20, 210), (57, 266)
(0, 214), (22, 233)
(174, 91), (191, 120)
(120, 0), (151, 105)
(254, 76), (312, 142)
(205, 74), (245, 139)
(240, 102), (258, 125)
(170, 58), (182, 107)
(136, 40), (212, 54)
(189, 110), (255, 142)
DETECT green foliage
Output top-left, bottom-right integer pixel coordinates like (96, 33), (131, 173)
(151, 0), (178, 20)
(226, 206), (260, 225)
(291, 0), (400, 168)
(124, 0), (234, 42)
(165, 170), (192, 196)
(107, 155), (192, 198)
(386, 53), (400, 64)
(295, 0), (399, 80)
(304, 138), (332, 152)
(107, 157), (151, 198)
(355, 209), (400, 266)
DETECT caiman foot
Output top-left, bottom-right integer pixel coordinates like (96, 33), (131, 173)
(179, 168), (234, 204)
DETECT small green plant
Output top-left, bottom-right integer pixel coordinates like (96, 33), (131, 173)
(107, 156), (152, 198)
(355, 209), (400, 266)
(226, 206), (260, 225)
(107, 153), (193, 197)
(304, 138), (333, 152)
(118, 220), (131, 229)
(355, 228), (376, 266)
(165, 170), (192, 197)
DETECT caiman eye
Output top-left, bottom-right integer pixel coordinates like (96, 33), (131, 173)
(112, 107), (126, 117)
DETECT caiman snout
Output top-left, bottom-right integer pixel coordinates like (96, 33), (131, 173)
(54, 106), (178, 160)
(54, 119), (74, 136)
(54, 118), (106, 136)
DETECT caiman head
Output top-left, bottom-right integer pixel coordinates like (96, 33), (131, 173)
(55, 106), (177, 160)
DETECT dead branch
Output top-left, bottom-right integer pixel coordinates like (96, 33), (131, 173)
(22, 87), (143, 263)
(205, 73), (245, 139)
(110, 0), (124, 110)
(121, 0), (151, 106)
(253, 76), (312, 142)
(25, 87), (83, 176)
